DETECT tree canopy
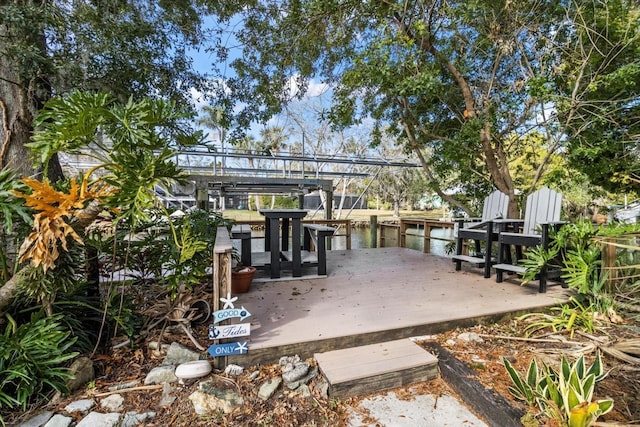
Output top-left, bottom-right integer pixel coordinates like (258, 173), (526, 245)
(208, 0), (640, 214)
(0, 0), (217, 179)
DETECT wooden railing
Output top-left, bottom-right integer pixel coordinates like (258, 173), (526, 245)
(379, 218), (455, 253)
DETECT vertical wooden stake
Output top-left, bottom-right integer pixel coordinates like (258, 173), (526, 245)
(369, 215), (378, 248)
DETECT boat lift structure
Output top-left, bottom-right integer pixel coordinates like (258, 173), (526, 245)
(175, 149), (421, 219)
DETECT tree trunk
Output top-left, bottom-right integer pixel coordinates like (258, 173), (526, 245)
(0, 8), (62, 314)
(0, 267), (28, 314)
(0, 3), (59, 180)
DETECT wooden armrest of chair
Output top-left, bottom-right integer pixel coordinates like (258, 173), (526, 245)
(453, 217), (481, 223)
(466, 220), (492, 229)
(493, 219), (523, 224)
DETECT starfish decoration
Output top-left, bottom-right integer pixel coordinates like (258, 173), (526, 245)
(235, 342), (248, 354)
(220, 292), (238, 309)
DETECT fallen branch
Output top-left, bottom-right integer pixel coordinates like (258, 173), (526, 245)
(479, 333), (640, 365)
(476, 333), (584, 346)
(93, 384), (163, 397)
(575, 330), (610, 344)
(599, 340), (640, 365)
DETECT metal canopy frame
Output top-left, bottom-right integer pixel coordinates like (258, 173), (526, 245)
(177, 149), (421, 219)
(189, 175), (333, 195)
(189, 174), (335, 219)
(177, 149), (420, 168)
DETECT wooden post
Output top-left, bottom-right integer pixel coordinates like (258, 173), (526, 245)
(212, 226), (233, 369)
(369, 215), (378, 248)
(602, 237), (617, 292)
(423, 223), (432, 253)
(196, 188), (209, 210)
(399, 219), (407, 248)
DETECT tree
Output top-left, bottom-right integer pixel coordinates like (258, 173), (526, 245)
(233, 135), (262, 210)
(0, 91), (200, 315)
(198, 105), (230, 153)
(209, 0), (638, 216)
(260, 126), (288, 208)
(0, 1), (217, 295)
(550, 0), (640, 195)
(0, 1), (213, 181)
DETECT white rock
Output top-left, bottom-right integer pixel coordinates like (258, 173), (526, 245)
(64, 399), (95, 414)
(144, 365), (178, 385)
(258, 378), (282, 401)
(457, 332), (484, 343)
(188, 388), (244, 415)
(121, 411), (156, 427)
(175, 360), (212, 380)
(16, 411), (53, 427)
(75, 412), (120, 427)
(224, 364), (244, 376)
(43, 413), (72, 427)
(100, 394), (124, 412)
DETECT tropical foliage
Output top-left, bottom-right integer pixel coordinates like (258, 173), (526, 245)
(0, 313), (78, 415)
(504, 353), (613, 426)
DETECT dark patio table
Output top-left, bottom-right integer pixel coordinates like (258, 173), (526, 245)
(259, 209), (307, 278)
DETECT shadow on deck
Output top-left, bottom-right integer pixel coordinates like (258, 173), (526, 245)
(229, 247), (570, 366)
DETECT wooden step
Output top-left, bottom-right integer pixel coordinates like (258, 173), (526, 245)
(314, 339), (439, 399)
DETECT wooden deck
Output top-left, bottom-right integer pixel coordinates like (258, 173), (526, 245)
(228, 247), (570, 366)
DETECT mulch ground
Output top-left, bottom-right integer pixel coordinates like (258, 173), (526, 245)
(7, 318), (640, 426)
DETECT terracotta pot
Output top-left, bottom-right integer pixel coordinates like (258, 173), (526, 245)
(231, 266), (256, 293)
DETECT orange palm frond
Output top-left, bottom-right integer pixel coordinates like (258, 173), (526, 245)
(13, 175), (115, 271)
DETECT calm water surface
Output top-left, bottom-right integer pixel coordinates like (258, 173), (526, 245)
(244, 226), (453, 257)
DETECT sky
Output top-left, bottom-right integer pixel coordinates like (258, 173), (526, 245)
(183, 16), (386, 166)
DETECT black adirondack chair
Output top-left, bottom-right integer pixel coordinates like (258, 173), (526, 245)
(452, 190), (510, 278)
(493, 187), (563, 292)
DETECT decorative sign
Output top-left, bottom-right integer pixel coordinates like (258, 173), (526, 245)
(207, 341), (249, 358)
(208, 323), (251, 340)
(212, 306), (252, 324)
(209, 293), (252, 359)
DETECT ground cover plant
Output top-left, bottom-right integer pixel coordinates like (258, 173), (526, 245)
(493, 219), (640, 426)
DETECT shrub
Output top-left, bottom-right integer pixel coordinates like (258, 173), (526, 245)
(0, 313), (78, 419)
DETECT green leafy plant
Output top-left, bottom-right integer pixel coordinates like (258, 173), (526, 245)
(147, 209), (231, 298)
(519, 220), (640, 332)
(504, 353), (613, 426)
(0, 313), (78, 418)
(518, 296), (598, 337)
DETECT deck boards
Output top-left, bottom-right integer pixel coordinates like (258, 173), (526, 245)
(315, 339), (438, 398)
(225, 247), (570, 366)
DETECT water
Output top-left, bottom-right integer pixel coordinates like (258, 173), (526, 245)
(241, 226), (454, 257)
(342, 226), (453, 256)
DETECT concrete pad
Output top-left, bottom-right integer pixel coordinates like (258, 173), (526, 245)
(347, 391), (487, 427)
